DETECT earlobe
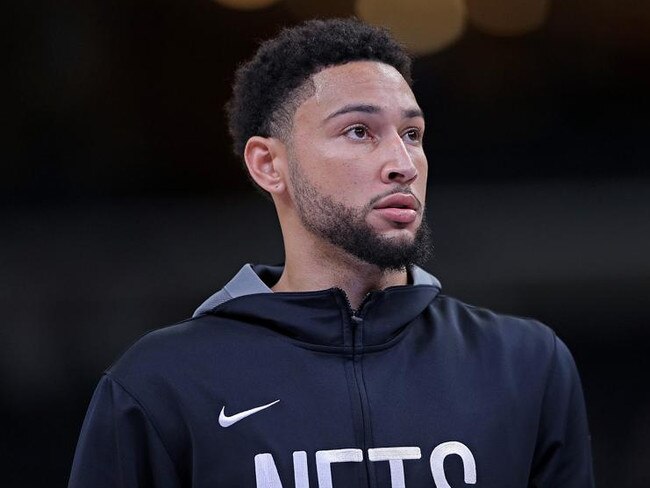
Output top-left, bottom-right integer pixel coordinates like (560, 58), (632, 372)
(243, 136), (287, 194)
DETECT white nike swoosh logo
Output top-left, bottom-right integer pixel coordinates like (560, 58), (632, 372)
(219, 399), (280, 427)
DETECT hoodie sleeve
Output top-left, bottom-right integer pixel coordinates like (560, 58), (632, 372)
(529, 336), (595, 487)
(68, 374), (182, 488)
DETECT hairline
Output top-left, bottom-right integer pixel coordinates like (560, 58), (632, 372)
(265, 59), (409, 146)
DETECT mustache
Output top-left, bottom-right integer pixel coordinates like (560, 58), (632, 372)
(367, 187), (422, 211)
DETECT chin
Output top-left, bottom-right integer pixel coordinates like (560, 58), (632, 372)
(369, 213), (418, 228)
(376, 227), (417, 243)
(374, 218), (420, 235)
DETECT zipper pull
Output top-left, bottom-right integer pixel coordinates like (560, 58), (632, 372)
(350, 315), (363, 350)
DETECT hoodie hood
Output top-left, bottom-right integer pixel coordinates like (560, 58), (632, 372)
(192, 264), (442, 348)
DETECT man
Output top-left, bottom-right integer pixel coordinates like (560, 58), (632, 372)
(69, 18), (594, 488)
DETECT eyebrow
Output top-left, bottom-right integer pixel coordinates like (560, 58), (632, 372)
(403, 107), (425, 119)
(324, 104), (424, 122)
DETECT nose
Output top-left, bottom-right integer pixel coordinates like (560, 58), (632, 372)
(380, 133), (419, 185)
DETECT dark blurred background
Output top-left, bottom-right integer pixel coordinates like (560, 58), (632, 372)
(2, 0), (649, 486)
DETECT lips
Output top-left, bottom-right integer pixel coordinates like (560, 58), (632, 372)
(373, 193), (419, 211)
(372, 193), (420, 224)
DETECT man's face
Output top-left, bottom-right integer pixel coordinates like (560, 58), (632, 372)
(285, 61), (431, 270)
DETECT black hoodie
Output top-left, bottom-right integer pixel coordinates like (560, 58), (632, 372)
(68, 264), (594, 487)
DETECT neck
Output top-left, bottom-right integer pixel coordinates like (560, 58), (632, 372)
(271, 229), (408, 310)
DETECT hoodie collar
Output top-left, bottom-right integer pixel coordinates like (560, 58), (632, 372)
(193, 264), (441, 348)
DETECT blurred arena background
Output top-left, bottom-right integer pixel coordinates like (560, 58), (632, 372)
(2, 0), (649, 486)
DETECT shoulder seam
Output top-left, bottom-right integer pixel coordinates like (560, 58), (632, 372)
(103, 371), (185, 485)
(529, 330), (560, 479)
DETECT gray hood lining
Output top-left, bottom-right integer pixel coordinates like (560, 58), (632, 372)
(193, 264), (441, 318)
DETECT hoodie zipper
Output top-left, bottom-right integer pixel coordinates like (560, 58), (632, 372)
(343, 291), (377, 488)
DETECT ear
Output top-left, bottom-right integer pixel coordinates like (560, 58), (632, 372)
(243, 136), (288, 195)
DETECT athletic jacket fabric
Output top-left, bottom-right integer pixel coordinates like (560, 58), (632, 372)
(68, 264), (594, 487)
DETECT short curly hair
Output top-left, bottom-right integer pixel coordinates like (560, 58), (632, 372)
(226, 18), (412, 160)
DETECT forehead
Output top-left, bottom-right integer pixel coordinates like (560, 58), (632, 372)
(297, 61), (419, 119)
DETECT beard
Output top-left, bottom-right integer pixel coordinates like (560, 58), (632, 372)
(288, 158), (432, 272)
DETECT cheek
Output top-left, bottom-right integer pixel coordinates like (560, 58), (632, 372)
(415, 156), (428, 201)
(419, 164), (428, 189)
(311, 152), (370, 188)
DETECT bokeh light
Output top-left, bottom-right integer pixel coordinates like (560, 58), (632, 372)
(355, 0), (467, 55)
(213, 0), (282, 11)
(285, 0), (354, 19)
(466, 0), (550, 36)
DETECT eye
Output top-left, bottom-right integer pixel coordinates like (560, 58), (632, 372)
(403, 128), (422, 143)
(344, 124), (371, 141)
